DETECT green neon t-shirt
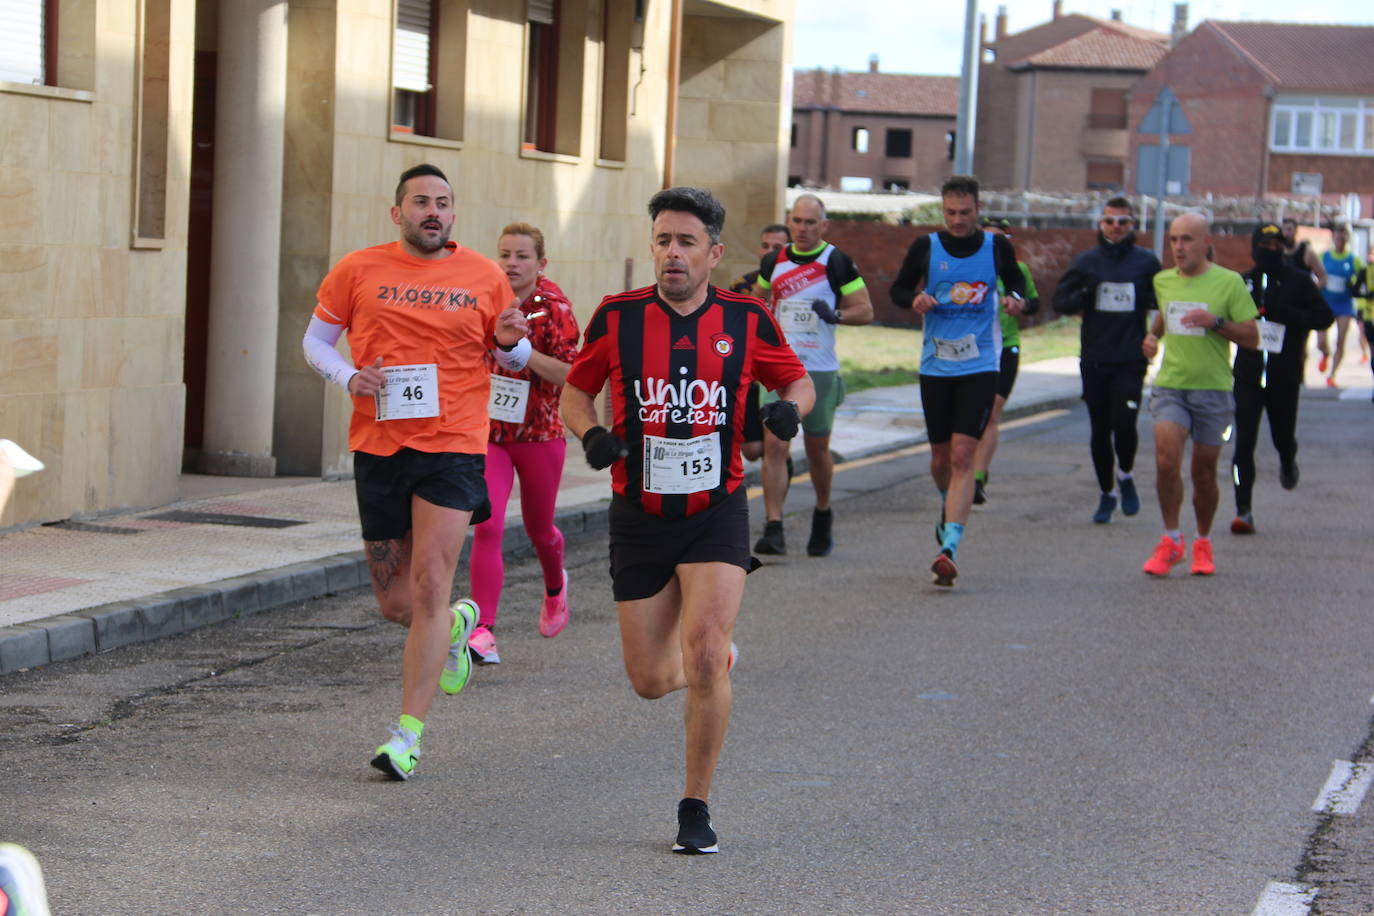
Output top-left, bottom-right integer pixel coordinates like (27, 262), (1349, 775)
(1152, 265), (1258, 390)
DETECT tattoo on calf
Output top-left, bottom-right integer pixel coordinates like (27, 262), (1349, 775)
(366, 538), (409, 593)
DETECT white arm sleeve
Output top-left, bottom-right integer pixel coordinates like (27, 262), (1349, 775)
(492, 337), (532, 373)
(302, 317), (358, 391)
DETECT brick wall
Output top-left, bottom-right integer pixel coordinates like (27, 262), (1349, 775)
(1268, 154), (1374, 198)
(1127, 25), (1269, 197)
(791, 109), (955, 190)
(822, 220), (1255, 326)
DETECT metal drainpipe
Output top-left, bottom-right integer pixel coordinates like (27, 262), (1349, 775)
(663, 0), (683, 188)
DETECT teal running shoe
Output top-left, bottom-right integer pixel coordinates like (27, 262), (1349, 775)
(440, 599), (479, 695)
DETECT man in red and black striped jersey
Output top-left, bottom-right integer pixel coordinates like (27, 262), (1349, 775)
(561, 187), (815, 855)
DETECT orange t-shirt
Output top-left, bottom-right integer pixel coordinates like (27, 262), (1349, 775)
(314, 240), (515, 456)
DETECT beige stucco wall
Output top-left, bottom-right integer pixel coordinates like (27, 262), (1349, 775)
(2, 0), (794, 524)
(1, 0), (195, 530)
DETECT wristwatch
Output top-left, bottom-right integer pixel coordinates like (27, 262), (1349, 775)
(1213, 316), (1224, 331)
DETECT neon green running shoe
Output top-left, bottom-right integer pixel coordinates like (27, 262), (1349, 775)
(440, 598), (479, 695)
(370, 722), (421, 780)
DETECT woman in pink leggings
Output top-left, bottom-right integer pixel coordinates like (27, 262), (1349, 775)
(467, 223), (581, 665)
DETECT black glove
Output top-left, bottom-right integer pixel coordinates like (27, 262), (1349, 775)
(810, 298), (841, 324)
(581, 426), (628, 470)
(759, 399), (802, 440)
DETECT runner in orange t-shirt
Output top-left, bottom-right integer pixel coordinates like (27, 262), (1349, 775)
(303, 163), (526, 780)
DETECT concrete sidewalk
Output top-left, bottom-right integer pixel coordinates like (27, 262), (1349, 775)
(3, 348), (1369, 675)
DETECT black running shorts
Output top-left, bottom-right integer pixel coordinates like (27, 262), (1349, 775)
(608, 487), (751, 602)
(353, 449), (489, 542)
(996, 346), (1020, 400)
(1079, 359), (1146, 413)
(919, 371), (999, 444)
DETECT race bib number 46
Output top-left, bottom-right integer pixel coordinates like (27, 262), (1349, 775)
(375, 364), (439, 421)
(642, 433), (721, 495)
(487, 374), (531, 424)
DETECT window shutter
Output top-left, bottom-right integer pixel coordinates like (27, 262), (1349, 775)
(529, 0), (555, 26)
(0, 0), (44, 86)
(393, 0), (432, 92)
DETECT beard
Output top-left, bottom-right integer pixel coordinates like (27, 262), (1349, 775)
(403, 219), (451, 254)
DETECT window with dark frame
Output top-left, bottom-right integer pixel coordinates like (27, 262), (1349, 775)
(1085, 160), (1124, 190)
(393, 0), (438, 136)
(1088, 88), (1128, 130)
(525, 0), (559, 152)
(885, 127), (912, 158)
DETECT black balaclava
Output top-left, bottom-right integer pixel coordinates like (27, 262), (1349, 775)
(1253, 223), (1284, 275)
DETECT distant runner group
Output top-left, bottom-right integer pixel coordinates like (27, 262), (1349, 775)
(302, 164), (1364, 855)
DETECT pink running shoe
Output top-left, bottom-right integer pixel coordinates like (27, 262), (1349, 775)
(539, 569), (569, 637)
(467, 624), (500, 665)
(1142, 534), (1186, 576)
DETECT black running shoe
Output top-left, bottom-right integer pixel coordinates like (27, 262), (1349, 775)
(973, 479), (987, 505)
(807, 507), (833, 556)
(1279, 459), (1299, 491)
(672, 798), (719, 854)
(754, 520), (786, 555)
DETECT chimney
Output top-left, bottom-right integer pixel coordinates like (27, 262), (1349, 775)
(996, 5), (1008, 39)
(869, 54), (879, 74)
(1171, 3), (1188, 46)
(979, 13), (987, 49)
(1110, 9), (1122, 20)
(1052, 0), (1062, 19)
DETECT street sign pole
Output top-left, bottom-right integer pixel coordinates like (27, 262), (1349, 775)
(1152, 93), (1172, 258)
(954, 0), (979, 175)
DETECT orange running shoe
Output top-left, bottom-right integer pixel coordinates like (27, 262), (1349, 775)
(1190, 538), (1215, 575)
(1230, 513), (1255, 535)
(1142, 534), (1186, 576)
(1319, 353), (1329, 373)
(931, 549), (958, 587)
(1326, 377), (1338, 389)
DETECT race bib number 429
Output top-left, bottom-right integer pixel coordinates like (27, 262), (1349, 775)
(375, 364), (439, 421)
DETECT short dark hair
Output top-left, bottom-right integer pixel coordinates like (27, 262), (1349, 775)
(762, 223), (790, 240)
(941, 174), (980, 202)
(648, 187), (726, 245)
(1103, 196), (1134, 216)
(1281, 217), (1298, 227)
(394, 163), (451, 206)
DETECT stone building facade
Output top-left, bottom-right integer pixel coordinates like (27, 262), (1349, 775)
(1, 0), (794, 530)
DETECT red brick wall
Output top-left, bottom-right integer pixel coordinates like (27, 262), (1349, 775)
(1268, 154), (1374, 197)
(823, 220), (1255, 326)
(1127, 25), (1270, 197)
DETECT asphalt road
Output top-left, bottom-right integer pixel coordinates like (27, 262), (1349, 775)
(2, 396), (1373, 916)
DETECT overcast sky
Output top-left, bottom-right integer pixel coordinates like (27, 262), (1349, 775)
(792, 0), (1374, 76)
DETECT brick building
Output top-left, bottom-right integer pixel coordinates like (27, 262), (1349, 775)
(1128, 22), (1374, 211)
(975, 4), (1169, 192)
(789, 61), (959, 192)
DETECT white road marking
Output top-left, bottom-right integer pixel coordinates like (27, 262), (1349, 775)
(1252, 882), (1315, 916)
(1311, 760), (1374, 815)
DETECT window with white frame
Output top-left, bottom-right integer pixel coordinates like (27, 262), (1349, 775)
(1270, 96), (1374, 155)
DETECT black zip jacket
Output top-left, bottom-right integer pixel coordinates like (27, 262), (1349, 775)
(1233, 265), (1332, 386)
(1052, 231), (1161, 364)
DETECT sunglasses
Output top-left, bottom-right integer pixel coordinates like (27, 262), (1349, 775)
(1100, 216), (1135, 226)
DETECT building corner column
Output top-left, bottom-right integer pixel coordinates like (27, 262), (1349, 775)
(198, 0), (288, 477)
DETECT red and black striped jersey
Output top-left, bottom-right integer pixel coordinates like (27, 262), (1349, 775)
(566, 284), (806, 518)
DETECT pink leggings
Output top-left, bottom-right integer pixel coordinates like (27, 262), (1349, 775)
(469, 438), (567, 627)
